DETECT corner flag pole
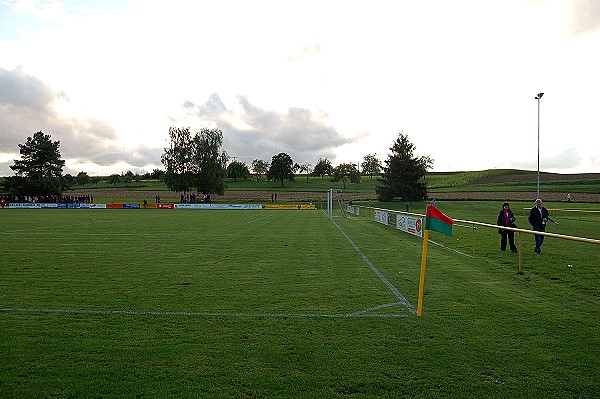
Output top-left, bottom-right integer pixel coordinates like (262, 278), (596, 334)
(417, 205), (453, 317)
(417, 229), (429, 317)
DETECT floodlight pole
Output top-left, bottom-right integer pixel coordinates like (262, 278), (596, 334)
(535, 92), (544, 199)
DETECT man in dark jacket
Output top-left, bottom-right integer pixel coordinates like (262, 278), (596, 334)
(528, 198), (554, 254)
(497, 202), (518, 252)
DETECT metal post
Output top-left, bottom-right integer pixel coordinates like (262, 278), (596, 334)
(535, 92), (544, 199)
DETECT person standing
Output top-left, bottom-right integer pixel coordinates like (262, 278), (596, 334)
(528, 198), (556, 254)
(497, 202), (518, 253)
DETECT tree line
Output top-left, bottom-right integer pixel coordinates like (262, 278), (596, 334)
(1, 128), (432, 201)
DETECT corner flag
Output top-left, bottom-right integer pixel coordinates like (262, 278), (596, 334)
(425, 205), (454, 236)
(418, 205), (454, 317)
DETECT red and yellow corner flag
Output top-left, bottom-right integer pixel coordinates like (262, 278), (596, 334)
(425, 205), (454, 236)
(418, 205), (454, 317)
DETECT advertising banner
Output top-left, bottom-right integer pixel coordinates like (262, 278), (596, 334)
(262, 204), (316, 210)
(7, 203), (58, 208)
(374, 210), (389, 225)
(8, 203), (43, 208)
(174, 203), (262, 210)
(396, 214), (423, 238)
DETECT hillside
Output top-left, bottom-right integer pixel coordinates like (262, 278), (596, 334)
(5, 169), (599, 202)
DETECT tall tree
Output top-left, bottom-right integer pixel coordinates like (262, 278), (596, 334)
(376, 133), (433, 201)
(361, 154), (382, 179)
(313, 158), (333, 179)
(267, 152), (295, 186)
(161, 127), (228, 195)
(161, 127), (195, 193)
(6, 131), (66, 197)
(227, 160), (251, 182)
(192, 128), (228, 195)
(251, 159), (269, 181)
(332, 163), (361, 189)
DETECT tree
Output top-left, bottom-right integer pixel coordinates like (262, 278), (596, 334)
(161, 127), (195, 194)
(192, 128), (228, 195)
(161, 126), (228, 195)
(151, 168), (165, 181)
(6, 131), (66, 197)
(267, 153), (295, 186)
(63, 173), (75, 187)
(332, 163), (361, 189)
(76, 171), (90, 187)
(251, 159), (269, 181)
(227, 160), (251, 182)
(123, 171), (134, 186)
(313, 158), (333, 179)
(107, 174), (120, 185)
(361, 154), (382, 179)
(295, 163), (313, 183)
(376, 133), (433, 201)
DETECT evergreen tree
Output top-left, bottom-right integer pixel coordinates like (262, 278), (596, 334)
(6, 131), (66, 197)
(376, 133), (433, 201)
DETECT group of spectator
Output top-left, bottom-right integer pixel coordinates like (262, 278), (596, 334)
(179, 193), (211, 203)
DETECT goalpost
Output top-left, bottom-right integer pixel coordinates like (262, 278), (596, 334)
(327, 189), (348, 220)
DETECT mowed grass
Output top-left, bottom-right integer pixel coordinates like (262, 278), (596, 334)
(1, 206), (599, 398)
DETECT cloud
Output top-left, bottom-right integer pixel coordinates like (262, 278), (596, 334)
(568, 0), (600, 37)
(0, 67), (157, 176)
(287, 44), (322, 62)
(183, 94), (353, 165)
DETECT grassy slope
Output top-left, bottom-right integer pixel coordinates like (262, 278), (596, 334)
(66, 169), (600, 195)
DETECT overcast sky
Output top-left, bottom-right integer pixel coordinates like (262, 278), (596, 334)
(1, 0), (599, 176)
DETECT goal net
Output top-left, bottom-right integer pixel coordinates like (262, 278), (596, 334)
(326, 189), (348, 220)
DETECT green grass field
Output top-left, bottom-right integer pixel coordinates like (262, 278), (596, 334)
(1, 204), (599, 398)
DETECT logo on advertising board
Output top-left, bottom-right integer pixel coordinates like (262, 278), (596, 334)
(396, 214), (423, 238)
(374, 210), (389, 225)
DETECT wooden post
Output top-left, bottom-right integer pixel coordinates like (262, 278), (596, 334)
(417, 229), (430, 317)
(518, 231), (523, 274)
(472, 223), (476, 257)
